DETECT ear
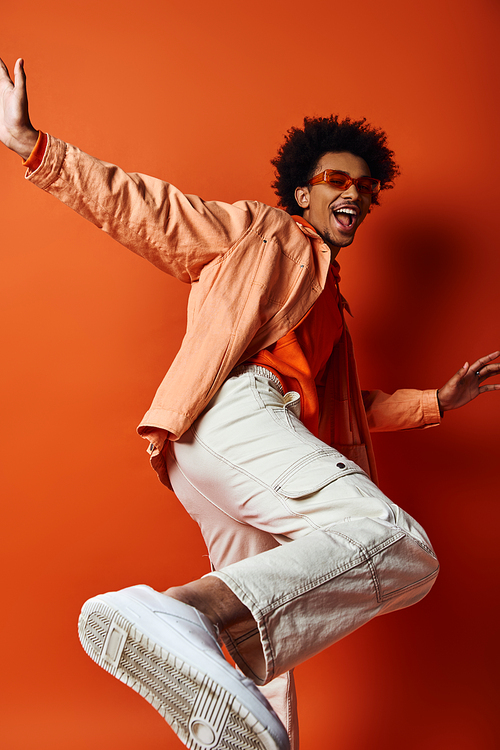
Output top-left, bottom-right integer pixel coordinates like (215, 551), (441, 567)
(295, 186), (310, 210)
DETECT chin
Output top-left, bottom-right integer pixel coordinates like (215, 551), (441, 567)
(331, 234), (356, 250)
(339, 236), (355, 248)
(322, 228), (356, 250)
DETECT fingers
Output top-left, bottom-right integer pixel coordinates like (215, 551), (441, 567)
(476, 364), (500, 385)
(0, 56), (13, 83)
(478, 362), (500, 374)
(478, 383), (500, 394)
(0, 58), (26, 89)
(469, 350), (500, 374)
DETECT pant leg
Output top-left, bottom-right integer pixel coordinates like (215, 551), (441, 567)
(167, 449), (300, 749)
(169, 368), (438, 701)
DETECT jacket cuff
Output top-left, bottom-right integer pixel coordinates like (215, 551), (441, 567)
(22, 130), (47, 171)
(24, 133), (68, 188)
(422, 389), (441, 425)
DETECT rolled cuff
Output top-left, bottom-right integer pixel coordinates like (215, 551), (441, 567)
(22, 131), (47, 173)
(365, 388), (441, 432)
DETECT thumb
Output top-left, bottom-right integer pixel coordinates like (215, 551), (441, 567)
(13, 58), (26, 91)
(449, 362), (468, 387)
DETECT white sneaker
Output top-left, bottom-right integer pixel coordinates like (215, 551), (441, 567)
(78, 585), (289, 750)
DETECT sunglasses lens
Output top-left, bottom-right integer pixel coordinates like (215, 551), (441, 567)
(357, 178), (380, 195)
(326, 172), (350, 189)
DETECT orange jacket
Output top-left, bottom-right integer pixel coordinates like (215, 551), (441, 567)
(26, 135), (441, 486)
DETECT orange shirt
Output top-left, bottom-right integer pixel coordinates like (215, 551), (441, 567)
(247, 218), (343, 437)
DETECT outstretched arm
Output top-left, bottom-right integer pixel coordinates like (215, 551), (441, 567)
(1, 57), (252, 283)
(363, 351), (500, 432)
(0, 57), (38, 158)
(437, 351), (500, 413)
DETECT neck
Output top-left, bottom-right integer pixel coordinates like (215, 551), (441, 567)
(329, 244), (341, 262)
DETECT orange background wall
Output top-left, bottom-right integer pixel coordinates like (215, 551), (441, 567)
(1, 1), (499, 748)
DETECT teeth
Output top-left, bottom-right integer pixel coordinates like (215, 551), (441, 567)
(335, 208), (356, 215)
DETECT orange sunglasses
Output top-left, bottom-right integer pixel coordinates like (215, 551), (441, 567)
(308, 170), (380, 196)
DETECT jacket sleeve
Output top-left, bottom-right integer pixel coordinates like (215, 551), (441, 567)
(362, 388), (441, 432)
(25, 134), (252, 283)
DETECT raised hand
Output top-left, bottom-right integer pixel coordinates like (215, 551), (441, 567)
(437, 351), (500, 413)
(0, 57), (38, 158)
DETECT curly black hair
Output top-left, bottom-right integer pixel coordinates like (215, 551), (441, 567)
(271, 115), (399, 215)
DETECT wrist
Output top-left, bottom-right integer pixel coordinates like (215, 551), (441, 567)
(8, 125), (38, 159)
(436, 389), (444, 417)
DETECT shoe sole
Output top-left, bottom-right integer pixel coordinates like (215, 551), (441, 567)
(79, 597), (284, 750)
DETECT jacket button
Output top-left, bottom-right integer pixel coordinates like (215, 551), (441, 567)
(336, 462), (346, 469)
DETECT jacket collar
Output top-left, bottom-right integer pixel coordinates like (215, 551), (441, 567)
(293, 215), (322, 239)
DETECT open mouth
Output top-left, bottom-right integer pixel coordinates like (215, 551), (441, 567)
(333, 207), (357, 231)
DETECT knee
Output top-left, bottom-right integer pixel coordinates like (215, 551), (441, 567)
(411, 553), (439, 605)
(378, 536), (439, 613)
(420, 550), (440, 597)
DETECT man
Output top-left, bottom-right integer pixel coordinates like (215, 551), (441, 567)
(2, 57), (499, 750)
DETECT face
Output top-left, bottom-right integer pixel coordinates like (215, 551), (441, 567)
(295, 152), (373, 255)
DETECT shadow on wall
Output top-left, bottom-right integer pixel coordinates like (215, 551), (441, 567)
(357, 207), (470, 391)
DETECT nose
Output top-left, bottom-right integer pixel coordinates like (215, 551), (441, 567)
(341, 182), (360, 200)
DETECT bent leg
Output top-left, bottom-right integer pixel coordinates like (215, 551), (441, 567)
(212, 514), (438, 683)
(169, 369), (439, 684)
